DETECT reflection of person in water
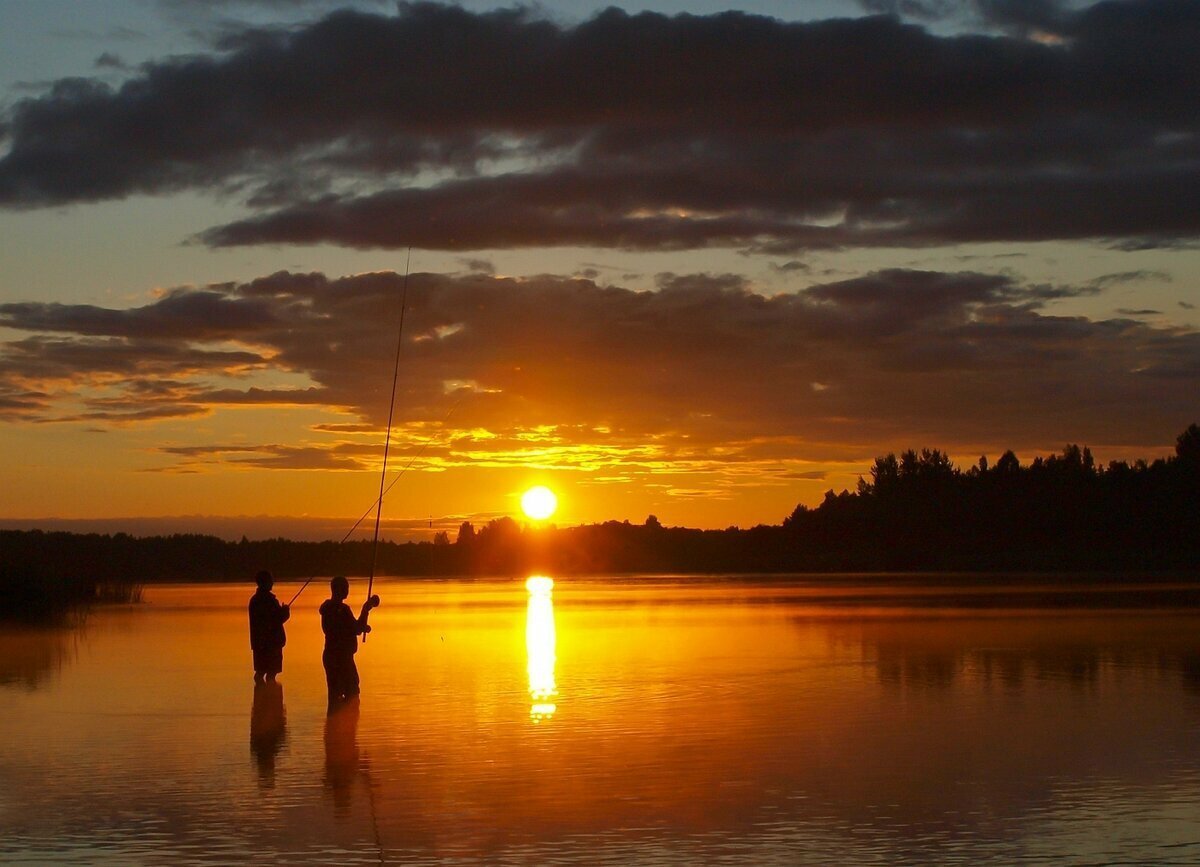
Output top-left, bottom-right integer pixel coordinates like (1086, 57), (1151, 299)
(324, 699), (360, 817)
(248, 570), (290, 682)
(320, 576), (379, 710)
(250, 680), (287, 788)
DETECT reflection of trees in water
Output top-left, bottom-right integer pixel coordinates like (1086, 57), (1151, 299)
(1174, 653), (1200, 694)
(250, 681), (287, 789)
(876, 645), (1108, 689)
(0, 628), (77, 691)
(857, 618), (1200, 691)
(875, 648), (959, 689)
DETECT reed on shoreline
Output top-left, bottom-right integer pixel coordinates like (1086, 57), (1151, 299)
(0, 565), (142, 625)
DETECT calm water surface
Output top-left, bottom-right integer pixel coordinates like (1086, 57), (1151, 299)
(3, 575), (1200, 865)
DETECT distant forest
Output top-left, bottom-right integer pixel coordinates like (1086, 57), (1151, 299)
(3, 425), (1199, 596)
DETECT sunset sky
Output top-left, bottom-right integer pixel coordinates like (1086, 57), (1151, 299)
(1, 0), (1198, 541)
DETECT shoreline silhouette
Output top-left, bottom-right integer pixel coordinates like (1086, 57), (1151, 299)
(3, 425), (1197, 622)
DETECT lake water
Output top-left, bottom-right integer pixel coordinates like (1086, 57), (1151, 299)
(3, 575), (1200, 865)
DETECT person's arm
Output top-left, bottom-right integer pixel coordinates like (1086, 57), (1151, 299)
(356, 595), (380, 634)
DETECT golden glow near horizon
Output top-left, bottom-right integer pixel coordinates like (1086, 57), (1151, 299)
(525, 575), (558, 721)
(521, 486), (558, 521)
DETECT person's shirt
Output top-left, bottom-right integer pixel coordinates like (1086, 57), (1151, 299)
(320, 599), (364, 656)
(248, 589), (289, 650)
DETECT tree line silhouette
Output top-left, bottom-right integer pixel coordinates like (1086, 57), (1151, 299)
(3, 424), (1198, 619)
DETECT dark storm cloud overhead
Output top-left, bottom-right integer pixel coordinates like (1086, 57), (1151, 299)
(0, 269), (1196, 455)
(202, 132), (1200, 251)
(2, 2), (1199, 252)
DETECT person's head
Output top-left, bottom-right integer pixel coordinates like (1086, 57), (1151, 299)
(330, 575), (349, 601)
(255, 570), (274, 591)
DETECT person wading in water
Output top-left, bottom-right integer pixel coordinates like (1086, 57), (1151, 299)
(320, 576), (380, 711)
(249, 570), (290, 682)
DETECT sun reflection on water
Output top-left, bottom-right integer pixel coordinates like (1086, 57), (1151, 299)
(525, 575), (557, 721)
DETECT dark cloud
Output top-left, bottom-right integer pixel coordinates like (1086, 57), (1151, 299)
(1, 269), (1196, 460)
(859, 1), (1128, 41)
(457, 257), (495, 275)
(0, 335), (263, 383)
(0, 2), (1197, 253)
(0, 290), (280, 339)
(49, 404), (210, 424)
(94, 53), (129, 71)
(159, 0), (391, 15)
(974, 0), (1073, 35)
(0, 390), (49, 413)
(858, 0), (962, 21)
(1115, 308), (1162, 316)
(310, 421), (375, 433)
(192, 386), (330, 407)
(1089, 270), (1173, 287)
(159, 441), (378, 471)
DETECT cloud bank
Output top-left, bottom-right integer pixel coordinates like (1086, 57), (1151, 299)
(2, 269), (1195, 472)
(2, 1), (1198, 252)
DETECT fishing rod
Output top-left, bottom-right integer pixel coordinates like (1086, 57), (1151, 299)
(361, 249), (412, 642)
(285, 250), (413, 611)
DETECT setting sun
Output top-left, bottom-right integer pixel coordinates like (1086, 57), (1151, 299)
(521, 486), (558, 521)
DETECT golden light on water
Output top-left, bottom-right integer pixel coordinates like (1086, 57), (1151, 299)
(521, 486), (558, 521)
(525, 575), (557, 721)
(525, 575), (554, 594)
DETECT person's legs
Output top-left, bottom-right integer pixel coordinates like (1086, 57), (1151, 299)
(264, 646), (282, 682)
(344, 657), (360, 698)
(324, 651), (358, 710)
(323, 650), (340, 708)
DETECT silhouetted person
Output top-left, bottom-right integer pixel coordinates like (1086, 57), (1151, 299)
(250, 679), (287, 788)
(320, 576), (379, 710)
(249, 570), (290, 682)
